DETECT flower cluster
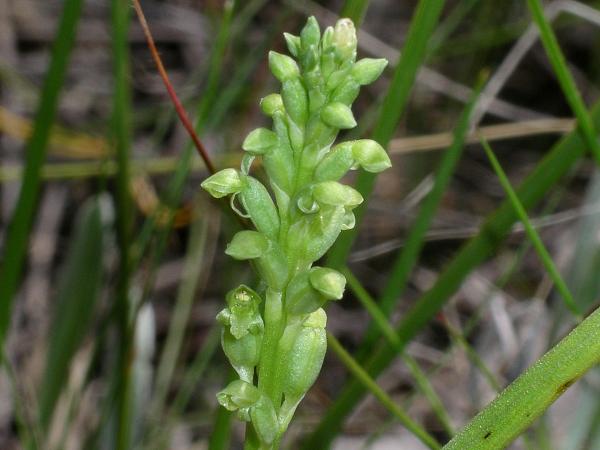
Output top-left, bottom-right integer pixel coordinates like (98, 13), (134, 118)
(202, 16), (390, 448)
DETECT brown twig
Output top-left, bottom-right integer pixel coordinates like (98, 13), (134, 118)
(131, 0), (217, 174)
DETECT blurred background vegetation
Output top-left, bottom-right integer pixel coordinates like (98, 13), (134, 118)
(1, 0), (600, 449)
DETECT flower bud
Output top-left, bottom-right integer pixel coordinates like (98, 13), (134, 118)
(268, 51), (299, 82)
(286, 267), (345, 315)
(240, 176), (280, 240)
(282, 78), (308, 125)
(217, 380), (260, 412)
(314, 142), (354, 181)
(300, 16), (320, 50)
(260, 93), (284, 116)
(200, 168), (243, 198)
(225, 230), (268, 260)
(321, 26), (334, 52)
(309, 267), (346, 300)
(250, 395), (279, 445)
(282, 309), (327, 401)
(283, 32), (301, 57)
(351, 58), (388, 85)
(352, 139), (392, 172)
(321, 102), (356, 129)
(226, 232), (288, 289)
(313, 181), (363, 208)
(331, 79), (360, 105)
(242, 128), (278, 155)
(300, 45), (319, 72)
(333, 18), (357, 62)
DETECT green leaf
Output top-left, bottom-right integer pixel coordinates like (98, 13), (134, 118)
(0, 0), (86, 345)
(39, 198), (104, 430)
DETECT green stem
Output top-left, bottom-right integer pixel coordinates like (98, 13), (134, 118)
(327, 332), (441, 450)
(444, 305), (600, 449)
(258, 290), (284, 406)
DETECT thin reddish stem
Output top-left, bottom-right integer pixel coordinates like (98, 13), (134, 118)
(131, 0), (216, 174)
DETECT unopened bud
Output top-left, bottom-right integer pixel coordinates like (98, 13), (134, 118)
(260, 93), (284, 116)
(242, 128), (278, 155)
(321, 102), (357, 129)
(352, 139), (392, 172)
(313, 181), (363, 208)
(269, 51), (300, 82)
(351, 58), (388, 85)
(225, 230), (268, 260)
(200, 169), (243, 198)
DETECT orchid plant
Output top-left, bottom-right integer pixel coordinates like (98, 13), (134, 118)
(201, 16), (390, 449)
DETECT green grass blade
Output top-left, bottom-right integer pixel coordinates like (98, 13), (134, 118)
(208, 404), (233, 450)
(481, 139), (581, 317)
(443, 305), (600, 450)
(526, 0), (600, 164)
(110, 0), (134, 447)
(356, 74), (484, 361)
(0, 0), (85, 344)
(327, 0), (446, 268)
(344, 268), (454, 436)
(152, 206), (210, 416)
(38, 198), (105, 431)
(326, 332), (441, 450)
(341, 0), (371, 24)
(302, 100), (600, 450)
